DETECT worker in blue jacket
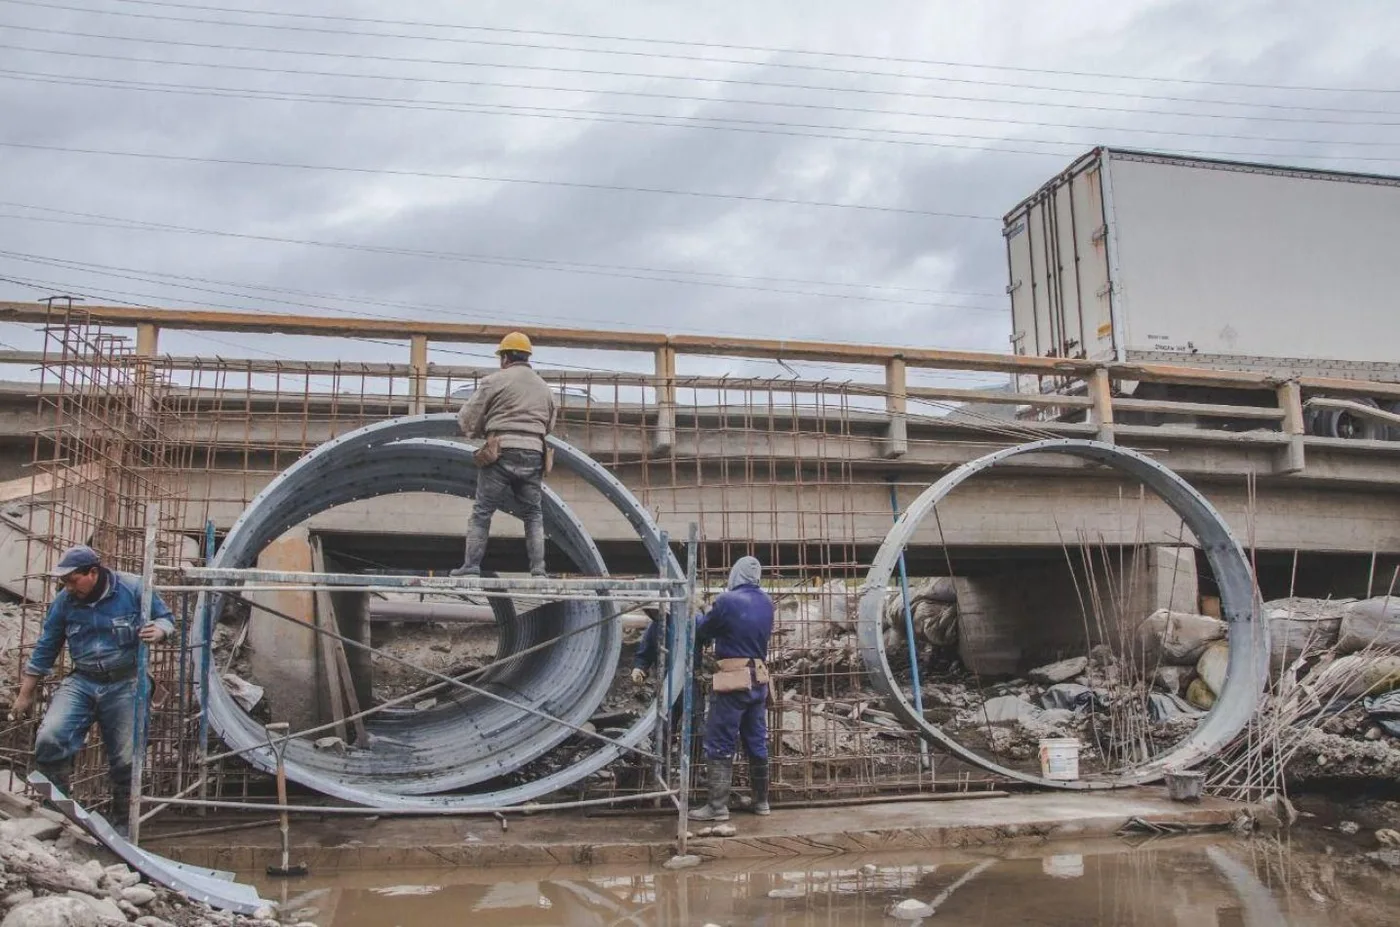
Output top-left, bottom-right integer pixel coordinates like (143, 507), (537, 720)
(687, 555), (774, 822)
(12, 545), (175, 830)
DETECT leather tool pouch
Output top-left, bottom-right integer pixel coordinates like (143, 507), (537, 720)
(712, 657), (770, 693)
(473, 434), (501, 468)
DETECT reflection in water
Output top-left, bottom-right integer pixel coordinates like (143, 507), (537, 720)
(250, 836), (1400, 926)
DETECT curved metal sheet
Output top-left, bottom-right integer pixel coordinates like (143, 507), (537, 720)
(195, 415), (686, 809)
(27, 773), (274, 916)
(857, 438), (1267, 789)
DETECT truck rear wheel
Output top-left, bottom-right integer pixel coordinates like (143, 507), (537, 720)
(1307, 397), (1384, 440)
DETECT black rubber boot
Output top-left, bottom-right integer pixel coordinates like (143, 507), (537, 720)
(688, 757), (732, 822)
(749, 758), (771, 816)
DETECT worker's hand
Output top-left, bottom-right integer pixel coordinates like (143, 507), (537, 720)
(11, 691), (33, 719)
(138, 624), (167, 644)
(629, 668), (647, 686)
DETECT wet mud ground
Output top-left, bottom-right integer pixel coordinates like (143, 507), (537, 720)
(244, 827), (1400, 926)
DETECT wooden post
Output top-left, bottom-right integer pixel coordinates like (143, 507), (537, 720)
(883, 357), (908, 458)
(409, 334), (429, 416)
(1090, 368), (1115, 444)
(652, 345), (677, 455)
(1276, 380), (1306, 474)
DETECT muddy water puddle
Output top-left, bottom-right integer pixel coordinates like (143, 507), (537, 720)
(247, 833), (1400, 926)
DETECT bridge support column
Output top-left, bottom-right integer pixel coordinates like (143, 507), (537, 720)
(883, 357), (908, 459)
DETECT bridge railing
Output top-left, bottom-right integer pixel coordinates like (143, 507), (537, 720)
(3, 301), (1400, 475)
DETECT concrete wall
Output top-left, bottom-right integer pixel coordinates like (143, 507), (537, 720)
(953, 546), (1199, 676)
(245, 526), (319, 732)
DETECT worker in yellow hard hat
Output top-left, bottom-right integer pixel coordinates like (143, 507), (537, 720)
(453, 332), (557, 577)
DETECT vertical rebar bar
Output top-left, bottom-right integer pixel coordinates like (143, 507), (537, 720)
(676, 522), (699, 853)
(128, 504), (160, 843)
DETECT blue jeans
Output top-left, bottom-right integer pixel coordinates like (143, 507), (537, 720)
(463, 448), (546, 575)
(704, 686), (769, 760)
(34, 672), (137, 796)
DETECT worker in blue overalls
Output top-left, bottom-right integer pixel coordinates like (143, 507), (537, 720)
(686, 555), (774, 822)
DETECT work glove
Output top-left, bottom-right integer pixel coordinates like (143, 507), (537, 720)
(629, 668), (647, 685)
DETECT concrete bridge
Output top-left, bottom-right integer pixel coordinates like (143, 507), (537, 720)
(0, 302), (1397, 623)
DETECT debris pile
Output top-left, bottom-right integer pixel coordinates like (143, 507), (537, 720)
(1205, 595), (1400, 796)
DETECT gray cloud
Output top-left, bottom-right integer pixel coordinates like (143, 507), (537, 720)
(1, 0), (1397, 376)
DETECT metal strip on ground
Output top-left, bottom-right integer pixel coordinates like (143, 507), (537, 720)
(26, 773), (273, 916)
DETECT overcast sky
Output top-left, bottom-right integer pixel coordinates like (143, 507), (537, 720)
(1, 0), (1398, 382)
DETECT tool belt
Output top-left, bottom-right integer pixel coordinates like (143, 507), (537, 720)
(474, 433), (553, 474)
(711, 657), (770, 693)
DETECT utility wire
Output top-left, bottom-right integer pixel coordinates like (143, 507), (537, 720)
(0, 70), (1109, 155)
(78, 0), (1400, 96)
(8, 40), (1400, 138)
(0, 202), (1003, 300)
(0, 211), (1008, 312)
(8, 77), (1399, 163)
(0, 141), (1013, 214)
(10, 22), (1400, 121)
(11, 0), (1400, 96)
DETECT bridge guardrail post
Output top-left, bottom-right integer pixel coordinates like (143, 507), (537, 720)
(1276, 380), (1306, 474)
(653, 345), (677, 455)
(409, 335), (429, 416)
(883, 356), (908, 458)
(1090, 368), (1115, 444)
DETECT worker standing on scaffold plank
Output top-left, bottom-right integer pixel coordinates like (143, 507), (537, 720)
(11, 545), (174, 834)
(452, 331), (558, 578)
(688, 555), (775, 822)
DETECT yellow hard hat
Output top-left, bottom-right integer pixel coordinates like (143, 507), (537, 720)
(496, 331), (533, 355)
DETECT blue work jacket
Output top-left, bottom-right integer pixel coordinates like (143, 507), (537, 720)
(696, 584), (774, 661)
(633, 584), (775, 670)
(26, 569), (176, 677)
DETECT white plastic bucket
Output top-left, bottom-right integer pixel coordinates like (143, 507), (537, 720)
(1039, 738), (1080, 780)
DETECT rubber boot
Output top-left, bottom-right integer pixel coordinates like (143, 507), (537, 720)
(749, 758), (771, 816)
(688, 757), (732, 822)
(450, 533), (485, 577)
(524, 512), (547, 577)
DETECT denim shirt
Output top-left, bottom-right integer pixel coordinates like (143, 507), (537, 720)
(26, 569), (176, 677)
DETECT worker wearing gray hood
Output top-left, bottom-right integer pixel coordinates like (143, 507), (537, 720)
(689, 555), (775, 821)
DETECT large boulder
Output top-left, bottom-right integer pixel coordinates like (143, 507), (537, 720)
(0, 897), (98, 927)
(1337, 596), (1400, 654)
(1264, 597), (1348, 674)
(1196, 640), (1230, 698)
(1137, 610), (1226, 666)
(1301, 653), (1400, 700)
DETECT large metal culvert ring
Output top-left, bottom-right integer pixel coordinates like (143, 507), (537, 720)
(858, 438), (1267, 790)
(195, 415), (685, 809)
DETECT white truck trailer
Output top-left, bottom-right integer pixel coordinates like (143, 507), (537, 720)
(1004, 148), (1400, 438)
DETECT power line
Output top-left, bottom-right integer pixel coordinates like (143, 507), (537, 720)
(0, 141), (997, 220)
(11, 0), (1400, 96)
(0, 203), (1005, 307)
(0, 223), (1006, 315)
(9, 23), (1400, 124)
(0, 70), (1104, 154)
(10, 71), (1400, 163)
(7, 42), (1400, 145)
